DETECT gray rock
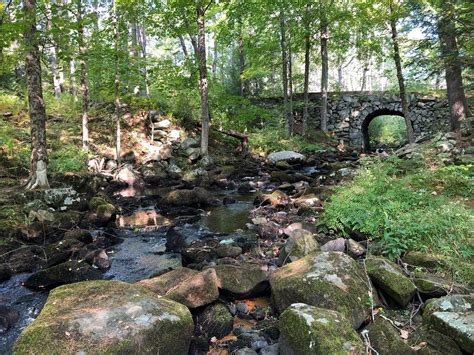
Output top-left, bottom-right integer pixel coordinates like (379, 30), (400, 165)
(181, 137), (199, 150)
(267, 151), (306, 164)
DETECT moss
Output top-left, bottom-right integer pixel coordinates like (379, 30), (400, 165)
(270, 252), (371, 329)
(14, 280), (193, 354)
(365, 256), (416, 307)
(279, 304), (363, 355)
(211, 264), (269, 298)
(365, 317), (415, 354)
(88, 196), (111, 212)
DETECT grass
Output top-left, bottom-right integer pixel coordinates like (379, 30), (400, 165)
(368, 115), (407, 147)
(320, 155), (473, 285)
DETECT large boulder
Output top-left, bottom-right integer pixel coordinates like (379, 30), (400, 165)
(365, 256), (416, 307)
(23, 261), (102, 290)
(279, 303), (363, 355)
(422, 295), (474, 353)
(42, 187), (84, 211)
(211, 264), (269, 299)
(138, 267), (219, 308)
(14, 280), (193, 354)
(270, 252), (371, 328)
(411, 326), (462, 355)
(267, 151), (306, 164)
(162, 187), (219, 207)
(278, 229), (319, 266)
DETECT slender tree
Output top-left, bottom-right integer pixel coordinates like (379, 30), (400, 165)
(319, 1), (329, 132)
(389, 0), (414, 144)
(76, 0), (90, 151)
(113, 0), (121, 162)
(196, 1), (210, 156)
(437, 0), (471, 130)
(302, 3), (311, 134)
(279, 10), (292, 136)
(24, 0), (49, 189)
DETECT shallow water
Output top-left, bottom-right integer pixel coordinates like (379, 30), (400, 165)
(0, 274), (48, 354)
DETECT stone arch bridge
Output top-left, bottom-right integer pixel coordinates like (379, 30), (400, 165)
(261, 92), (449, 151)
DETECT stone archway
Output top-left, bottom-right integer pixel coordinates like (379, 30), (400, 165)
(361, 108), (405, 152)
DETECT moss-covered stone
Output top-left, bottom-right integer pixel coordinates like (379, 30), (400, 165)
(414, 273), (449, 298)
(422, 295), (474, 353)
(365, 256), (416, 307)
(23, 260), (102, 290)
(210, 263), (269, 299)
(410, 326), (462, 355)
(195, 302), (233, 339)
(14, 280), (194, 355)
(279, 303), (363, 355)
(365, 317), (415, 354)
(278, 229), (319, 266)
(63, 228), (93, 244)
(402, 251), (442, 268)
(270, 252), (371, 329)
(162, 187), (218, 207)
(88, 196), (111, 212)
(138, 267), (219, 308)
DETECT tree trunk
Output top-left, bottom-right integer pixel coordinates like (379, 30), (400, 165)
(320, 14), (329, 132)
(390, 2), (414, 144)
(197, 3), (210, 156)
(178, 34), (188, 58)
(239, 32), (245, 96)
(45, 0), (61, 98)
(212, 40), (218, 78)
(288, 31), (294, 135)
(113, 0), (121, 162)
(302, 7), (311, 134)
(137, 25), (150, 97)
(360, 63), (368, 91)
(24, 0), (49, 189)
(438, 0), (471, 131)
(279, 11), (291, 136)
(77, 0), (89, 151)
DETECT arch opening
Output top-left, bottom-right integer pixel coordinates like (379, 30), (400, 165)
(361, 109), (407, 152)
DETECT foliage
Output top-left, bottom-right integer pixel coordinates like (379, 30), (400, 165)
(368, 115), (407, 147)
(320, 156), (473, 283)
(0, 116), (30, 170)
(0, 91), (25, 115)
(48, 144), (88, 173)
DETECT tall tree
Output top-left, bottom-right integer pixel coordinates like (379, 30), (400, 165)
(196, 1), (210, 156)
(279, 10), (292, 136)
(319, 0), (329, 132)
(24, 0), (49, 189)
(113, 0), (121, 163)
(76, 0), (90, 151)
(437, 0), (471, 130)
(389, 0), (414, 144)
(302, 3), (311, 133)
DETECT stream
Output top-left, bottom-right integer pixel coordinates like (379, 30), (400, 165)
(0, 189), (257, 353)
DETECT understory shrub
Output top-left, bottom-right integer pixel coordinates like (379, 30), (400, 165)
(320, 156), (473, 284)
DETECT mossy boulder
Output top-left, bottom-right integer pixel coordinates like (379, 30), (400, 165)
(365, 256), (416, 307)
(414, 273), (449, 298)
(162, 187), (219, 207)
(88, 196), (117, 224)
(64, 228), (93, 244)
(270, 252), (371, 328)
(422, 295), (474, 353)
(210, 264), (269, 299)
(14, 280), (194, 354)
(279, 303), (363, 355)
(195, 302), (233, 339)
(138, 267), (219, 308)
(365, 316), (415, 354)
(402, 251), (442, 268)
(410, 326), (462, 355)
(23, 261), (102, 290)
(278, 229), (319, 266)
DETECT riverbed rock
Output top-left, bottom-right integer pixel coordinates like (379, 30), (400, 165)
(42, 187), (83, 210)
(64, 228), (93, 244)
(278, 229), (319, 266)
(181, 137), (199, 150)
(414, 273), (449, 298)
(422, 294), (474, 353)
(23, 261), (103, 290)
(162, 187), (219, 207)
(365, 316), (415, 354)
(211, 264), (269, 299)
(411, 326), (462, 355)
(365, 256), (416, 307)
(267, 151), (306, 164)
(139, 267), (219, 308)
(84, 249), (111, 270)
(13, 280), (193, 354)
(346, 239), (366, 258)
(195, 302), (233, 339)
(320, 237), (346, 252)
(0, 305), (20, 334)
(402, 251), (442, 268)
(270, 252), (371, 328)
(0, 264), (12, 282)
(279, 303), (363, 355)
(114, 164), (144, 186)
(255, 190), (291, 207)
